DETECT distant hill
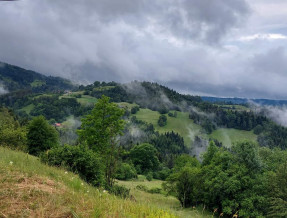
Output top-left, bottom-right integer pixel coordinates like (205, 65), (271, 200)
(202, 96), (287, 106)
(0, 62), (75, 93)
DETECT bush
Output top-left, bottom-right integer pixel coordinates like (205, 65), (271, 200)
(146, 172), (153, 181)
(148, 188), (162, 194)
(116, 163), (137, 180)
(136, 185), (148, 192)
(131, 106), (140, 114)
(27, 116), (59, 156)
(108, 184), (130, 199)
(158, 115), (167, 127)
(41, 145), (104, 187)
(154, 168), (171, 180)
(130, 143), (160, 174)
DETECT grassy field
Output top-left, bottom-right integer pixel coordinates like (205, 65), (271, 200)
(117, 102), (138, 110)
(135, 109), (202, 147)
(20, 104), (34, 114)
(60, 93), (98, 106)
(77, 95), (98, 106)
(0, 147), (176, 217)
(118, 177), (211, 218)
(30, 80), (46, 87)
(209, 128), (258, 148)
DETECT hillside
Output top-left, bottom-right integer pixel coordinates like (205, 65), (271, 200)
(0, 62), (74, 93)
(0, 147), (176, 218)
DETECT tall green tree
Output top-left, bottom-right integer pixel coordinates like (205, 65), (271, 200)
(77, 95), (125, 187)
(130, 143), (160, 174)
(27, 116), (59, 156)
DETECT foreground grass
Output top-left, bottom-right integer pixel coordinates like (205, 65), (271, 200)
(118, 178), (211, 218)
(0, 147), (175, 217)
(209, 128), (258, 148)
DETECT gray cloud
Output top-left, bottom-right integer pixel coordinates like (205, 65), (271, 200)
(0, 0), (286, 99)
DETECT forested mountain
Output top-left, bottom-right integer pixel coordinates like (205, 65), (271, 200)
(2, 62), (287, 217)
(0, 62), (74, 93)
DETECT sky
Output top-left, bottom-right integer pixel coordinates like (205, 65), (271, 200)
(0, 0), (287, 99)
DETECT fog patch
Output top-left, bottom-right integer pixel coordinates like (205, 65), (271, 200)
(59, 116), (81, 145)
(0, 82), (8, 95)
(191, 136), (209, 160)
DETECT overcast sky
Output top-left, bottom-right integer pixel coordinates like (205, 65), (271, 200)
(0, 0), (287, 99)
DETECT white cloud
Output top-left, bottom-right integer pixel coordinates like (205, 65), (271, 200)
(239, 33), (287, 41)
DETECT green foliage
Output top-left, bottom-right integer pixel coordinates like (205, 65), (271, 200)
(267, 161), (287, 217)
(146, 172), (153, 181)
(158, 114), (167, 127)
(27, 116), (59, 156)
(131, 106), (140, 114)
(78, 95), (125, 187)
(0, 107), (27, 150)
(41, 144), (104, 187)
(116, 163), (137, 181)
(151, 131), (186, 168)
(165, 141), (271, 216)
(130, 143), (160, 174)
(107, 184), (130, 199)
(78, 95), (125, 153)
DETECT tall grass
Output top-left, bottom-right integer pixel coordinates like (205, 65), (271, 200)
(0, 147), (176, 217)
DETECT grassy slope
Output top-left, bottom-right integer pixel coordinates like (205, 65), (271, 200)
(135, 108), (257, 148)
(0, 147), (175, 218)
(20, 104), (35, 114)
(118, 178), (211, 218)
(135, 109), (201, 147)
(209, 128), (258, 148)
(77, 95), (98, 106)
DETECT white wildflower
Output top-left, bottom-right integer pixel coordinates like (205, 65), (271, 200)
(9, 161), (13, 165)
(65, 171), (68, 174)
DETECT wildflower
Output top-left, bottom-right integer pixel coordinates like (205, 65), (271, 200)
(65, 171), (68, 174)
(9, 161), (13, 165)
(87, 190), (89, 193)
(103, 190), (106, 193)
(81, 183), (84, 186)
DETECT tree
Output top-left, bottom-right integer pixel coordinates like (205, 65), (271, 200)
(77, 95), (125, 187)
(158, 114), (167, 127)
(0, 107), (27, 151)
(27, 116), (59, 156)
(130, 143), (160, 174)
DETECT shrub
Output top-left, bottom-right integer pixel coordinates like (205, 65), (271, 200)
(158, 115), (167, 127)
(131, 106), (140, 114)
(41, 145), (104, 187)
(147, 188), (162, 194)
(108, 184), (130, 199)
(27, 116), (59, 156)
(130, 143), (160, 174)
(136, 185), (148, 192)
(116, 163), (137, 180)
(146, 172), (153, 181)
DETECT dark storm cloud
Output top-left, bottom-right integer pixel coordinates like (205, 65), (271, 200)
(0, 0), (286, 99)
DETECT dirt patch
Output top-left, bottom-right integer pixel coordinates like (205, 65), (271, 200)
(0, 170), (71, 218)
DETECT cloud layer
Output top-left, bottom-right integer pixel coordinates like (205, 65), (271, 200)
(0, 0), (287, 99)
